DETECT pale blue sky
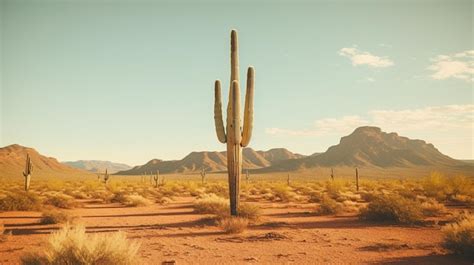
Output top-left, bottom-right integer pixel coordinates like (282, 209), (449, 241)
(1, 0), (473, 165)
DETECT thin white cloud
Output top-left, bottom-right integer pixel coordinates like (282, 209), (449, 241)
(339, 47), (394, 68)
(428, 50), (474, 82)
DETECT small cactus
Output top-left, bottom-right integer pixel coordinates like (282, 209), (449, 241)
(153, 170), (160, 188)
(355, 168), (359, 191)
(213, 29), (255, 216)
(103, 169), (110, 185)
(287, 173), (290, 186)
(330, 168), (335, 181)
(22, 153), (33, 191)
(200, 168), (207, 185)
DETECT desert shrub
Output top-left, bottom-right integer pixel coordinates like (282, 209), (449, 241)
(21, 224), (140, 265)
(442, 214), (474, 256)
(44, 194), (79, 209)
(316, 195), (342, 215)
(219, 217), (248, 234)
(308, 191), (323, 203)
(422, 172), (450, 200)
(448, 175), (473, 199)
(237, 203), (261, 221)
(0, 192), (42, 211)
(359, 194), (423, 224)
(194, 194), (228, 215)
(205, 184), (228, 198)
(40, 210), (74, 225)
(421, 199), (446, 217)
(325, 180), (344, 198)
(271, 185), (296, 202)
(122, 195), (153, 207)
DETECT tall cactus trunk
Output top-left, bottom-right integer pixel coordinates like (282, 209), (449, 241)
(355, 168), (359, 191)
(24, 174), (31, 191)
(213, 30), (255, 217)
(23, 154), (33, 191)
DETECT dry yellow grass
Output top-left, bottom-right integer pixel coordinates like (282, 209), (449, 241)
(442, 214), (474, 256)
(219, 217), (249, 234)
(21, 224), (140, 265)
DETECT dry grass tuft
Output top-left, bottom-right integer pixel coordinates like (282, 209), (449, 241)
(359, 194), (423, 225)
(44, 194), (80, 209)
(442, 214), (474, 256)
(316, 195), (343, 215)
(40, 210), (75, 225)
(21, 224), (140, 265)
(122, 195), (153, 207)
(219, 217), (249, 234)
(194, 194), (228, 215)
(0, 192), (42, 211)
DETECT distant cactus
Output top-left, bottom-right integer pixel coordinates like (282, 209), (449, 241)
(245, 170), (250, 184)
(331, 168), (334, 181)
(287, 173), (290, 186)
(23, 154), (33, 191)
(200, 168), (207, 184)
(213, 29), (255, 216)
(103, 169), (110, 185)
(153, 170), (160, 188)
(355, 168), (359, 191)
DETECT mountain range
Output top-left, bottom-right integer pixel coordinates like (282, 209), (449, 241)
(1, 126), (472, 178)
(0, 144), (88, 179)
(62, 160), (132, 174)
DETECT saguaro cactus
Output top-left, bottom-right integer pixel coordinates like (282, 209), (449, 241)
(103, 169), (110, 185)
(355, 168), (359, 191)
(153, 170), (160, 188)
(330, 168), (335, 181)
(200, 168), (207, 184)
(23, 154), (33, 191)
(213, 29), (255, 216)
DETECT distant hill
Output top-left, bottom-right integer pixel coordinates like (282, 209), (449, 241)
(259, 126), (468, 172)
(62, 160), (132, 174)
(116, 148), (305, 175)
(0, 144), (90, 179)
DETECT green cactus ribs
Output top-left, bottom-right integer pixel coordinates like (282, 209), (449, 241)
(213, 29), (255, 216)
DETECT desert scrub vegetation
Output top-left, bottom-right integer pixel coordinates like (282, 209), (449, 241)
(44, 193), (80, 209)
(0, 191), (42, 211)
(316, 195), (343, 215)
(40, 210), (75, 225)
(219, 217), (249, 234)
(359, 194), (423, 225)
(442, 214), (474, 256)
(421, 199), (447, 217)
(21, 224), (140, 265)
(193, 194), (261, 221)
(194, 193), (228, 215)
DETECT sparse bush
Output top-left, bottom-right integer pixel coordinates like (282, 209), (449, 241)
(360, 194), (423, 224)
(271, 185), (296, 202)
(21, 224), (140, 265)
(122, 195), (153, 207)
(238, 203), (261, 221)
(422, 172), (450, 201)
(40, 210), (74, 225)
(219, 217), (248, 234)
(194, 194), (228, 215)
(0, 192), (42, 211)
(44, 194), (80, 209)
(421, 199), (446, 217)
(316, 195), (342, 215)
(442, 214), (474, 256)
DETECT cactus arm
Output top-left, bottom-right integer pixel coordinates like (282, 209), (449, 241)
(241, 67), (254, 147)
(214, 80), (227, 143)
(230, 80), (241, 144)
(230, 29), (239, 83)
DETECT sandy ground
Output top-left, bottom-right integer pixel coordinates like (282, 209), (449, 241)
(0, 197), (471, 265)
